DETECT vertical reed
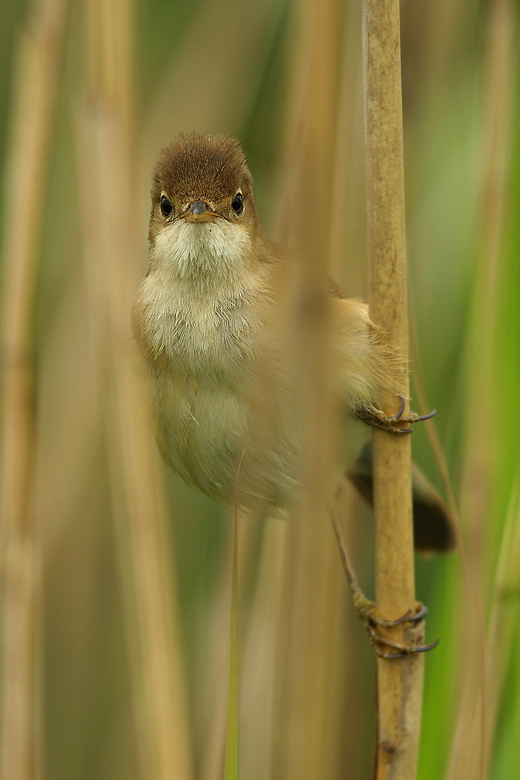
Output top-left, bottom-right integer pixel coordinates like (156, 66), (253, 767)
(446, 1), (515, 778)
(0, 1), (68, 778)
(270, 1), (347, 778)
(79, 1), (193, 778)
(362, 0), (424, 777)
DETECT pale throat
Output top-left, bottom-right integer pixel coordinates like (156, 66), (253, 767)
(143, 218), (262, 370)
(153, 218), (254, 290)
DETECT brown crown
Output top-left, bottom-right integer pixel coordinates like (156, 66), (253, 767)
(152, 132), (253, 204)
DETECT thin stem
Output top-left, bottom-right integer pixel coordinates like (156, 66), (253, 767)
(0, 2), (69, 779)
(79, 1), (194, 778)
(362, 0), (424, 776)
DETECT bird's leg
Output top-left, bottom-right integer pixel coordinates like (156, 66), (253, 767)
(329, 490), (438, 659)
(355, 396), (436, 434)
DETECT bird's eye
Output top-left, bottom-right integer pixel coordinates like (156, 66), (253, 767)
(160, 194), (173, 217)
(231, 192), (243, 215)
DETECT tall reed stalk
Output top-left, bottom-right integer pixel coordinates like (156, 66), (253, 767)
(446, 1), (515, 778)
(362, 0), (424, 776)
(0, 1), (68, 778)
(79, 1), (193, 778)
(266, 1), (346, 778)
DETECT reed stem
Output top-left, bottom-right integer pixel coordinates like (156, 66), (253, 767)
(362, 0), (424, 776)
(0, 2), (68, 778)
(79, 1), (193, 778)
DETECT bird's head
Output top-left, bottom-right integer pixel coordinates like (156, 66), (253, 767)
(148, 132), (262, 281)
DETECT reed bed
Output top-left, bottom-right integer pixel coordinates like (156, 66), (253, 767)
(1, 0), (519, 779)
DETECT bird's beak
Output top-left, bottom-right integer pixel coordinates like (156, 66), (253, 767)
(183, 200), (219, 223)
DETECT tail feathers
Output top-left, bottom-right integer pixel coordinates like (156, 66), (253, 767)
(348, 441), (457, 554)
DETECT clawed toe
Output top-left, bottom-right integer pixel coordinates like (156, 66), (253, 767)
(356, 396), (436, 434)
(329, 506), (438, 661)
(353, 595), (437, 658)
(369, 630), (440, 659)
(413, 409), (436, 423)
(394, 395), (406, 420)
(356, 598), (428, 629)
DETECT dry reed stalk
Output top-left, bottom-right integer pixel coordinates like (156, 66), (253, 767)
(196, 512), (264, 780)
(268, 1), (347, 779)
(362, 0), (425, 777)
(328, 2), (365, 289)
(237, 518), (289, 780)
(198, 512), (263, 780)
(198, 534), (236, 780)
(0, 1), (69, 778)
(79, 1), (193, 778)
(445, 2), (515, 778)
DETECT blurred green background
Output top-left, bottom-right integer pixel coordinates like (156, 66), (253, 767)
(1, 0), (519, 779)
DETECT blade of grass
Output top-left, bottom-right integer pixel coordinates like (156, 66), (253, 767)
(483, 473), (520, 775)
(445, 2), (515, 778)
(223, 457), (244, 780)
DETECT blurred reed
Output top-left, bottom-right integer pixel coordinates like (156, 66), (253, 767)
(483, 476), (520, 776)
(446, 2), (516, 779)
(0, 1), (69, 778)
(78, 0), (192, 778)
(267, 3), (357, 780)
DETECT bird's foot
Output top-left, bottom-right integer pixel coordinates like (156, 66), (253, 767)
(329, 498), (439, 659)
(353, 591), (438, 659)
(357, 396), (436, 434)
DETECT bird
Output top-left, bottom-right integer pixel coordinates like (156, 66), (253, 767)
(132, 132), (455, 654)
(131, 132), (456, 658)
(132, 131), (454, 546)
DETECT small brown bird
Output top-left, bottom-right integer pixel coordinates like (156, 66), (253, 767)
(132, 131), (455, 555)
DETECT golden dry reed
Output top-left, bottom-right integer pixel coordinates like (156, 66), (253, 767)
(0, 1), (69, 778)
(268, 1), (345, 779)
(79, 1), (193, 778)
(362, 0), (425, 777)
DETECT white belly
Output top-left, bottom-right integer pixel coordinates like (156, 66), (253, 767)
(155, 375), (248, 495)
(136, 224), (301, 510)
(154, 369), (300, 512)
